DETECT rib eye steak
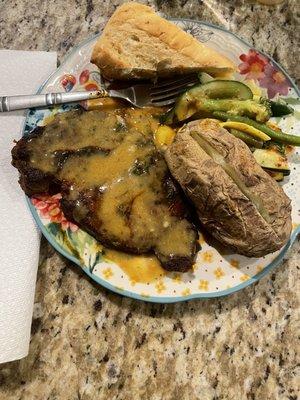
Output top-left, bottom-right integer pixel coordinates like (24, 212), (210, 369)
(12, 108), (199, 271)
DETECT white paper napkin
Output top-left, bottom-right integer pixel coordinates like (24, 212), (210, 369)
(0, 50), (57, 363)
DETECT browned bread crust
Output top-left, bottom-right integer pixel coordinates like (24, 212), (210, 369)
(91, 2), (236, 80)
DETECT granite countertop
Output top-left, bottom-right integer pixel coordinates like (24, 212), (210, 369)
(0, 1), (299, 399)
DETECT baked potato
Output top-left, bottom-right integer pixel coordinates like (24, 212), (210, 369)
(165, 119), (292, 257)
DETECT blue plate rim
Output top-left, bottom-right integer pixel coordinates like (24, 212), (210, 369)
(24, 19), (300, 303)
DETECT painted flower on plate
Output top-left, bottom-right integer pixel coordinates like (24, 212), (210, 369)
(238, 49), (290, 98)
(239, 49), (268, 80)
(79, 69), (90, 85)
(181, 21), (213, 42)
(259, 64), (290, 98)
(32, 194), (78, 232)
(61, 74), (76, 92)
(84, 82), (99, 91)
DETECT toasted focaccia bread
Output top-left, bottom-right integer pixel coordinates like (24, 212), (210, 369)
(91, 2), (236, 80)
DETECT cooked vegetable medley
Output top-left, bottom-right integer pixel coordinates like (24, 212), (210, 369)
(161, 75), (298, 182)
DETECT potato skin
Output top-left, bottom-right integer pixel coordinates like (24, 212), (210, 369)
(165, 119), (292, 257)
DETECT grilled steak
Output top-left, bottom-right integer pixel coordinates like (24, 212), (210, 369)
(12, 108), (198, 271)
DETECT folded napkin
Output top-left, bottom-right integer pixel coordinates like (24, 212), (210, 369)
(0, 50), (57, 363)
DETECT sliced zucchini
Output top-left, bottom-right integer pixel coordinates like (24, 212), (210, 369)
(174, 80), (253, 121)
(253, 148), (290, 175)
(243, 79), (263, 98)
(198, 72), (214, 84)
(264, 140), (286, 155)
(265, 170), (285, 182)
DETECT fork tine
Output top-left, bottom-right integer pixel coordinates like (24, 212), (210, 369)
(150, 80), (198, 101)
(151, 98), (177, 107)
(150, 80), (198, 106)
(151, 76), (198, 95)
(151, 79), (198, 98)
(152, 74), (199, 91)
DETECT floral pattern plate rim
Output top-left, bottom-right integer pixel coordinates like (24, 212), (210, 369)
(24, 19), (300, 303)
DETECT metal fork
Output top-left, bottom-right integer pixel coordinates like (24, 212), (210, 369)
(0, 74), (199, 112)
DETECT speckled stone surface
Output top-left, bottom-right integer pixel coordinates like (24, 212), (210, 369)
(0, 1), (299, 399)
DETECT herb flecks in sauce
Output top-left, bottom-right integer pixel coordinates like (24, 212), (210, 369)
(27, 107), (198, 273)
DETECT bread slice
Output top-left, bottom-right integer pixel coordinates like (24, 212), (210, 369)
(91, 2), (236, 80)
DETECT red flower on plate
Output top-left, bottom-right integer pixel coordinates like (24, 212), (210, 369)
(85, 82), (99, 91)
(239, 49), (291, 99)
(61, 74), (76, 92)
(79, 69), (90, 85)
(239, 49), (268, 80)
(259, 64), (290, 99)
(32, 194), (78, 232)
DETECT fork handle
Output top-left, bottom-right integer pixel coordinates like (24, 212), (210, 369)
(0, 89), (109, 112)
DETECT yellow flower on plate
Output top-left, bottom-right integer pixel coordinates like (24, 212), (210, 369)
(202, 251), (213, 263)
(181, 288), (191, 296)
(140, 292), (150, 298)
(240, 274), (250, 282)
(198, 233), (206, 245)
(130, 278), (137, 286)
(198, 280), (209, 291)
(256, 265), (264, 273)
(155, 280), (166, 294)
(88, 240), (103, 254)
(102, 267), (113, 279)
(214, 267), (225, 279)
(172, 274), (182, 284)
(192, 263), (198, 272)
(230, 259), (240, 269)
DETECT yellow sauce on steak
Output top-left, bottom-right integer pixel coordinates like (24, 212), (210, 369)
(22, 106), (198, 277)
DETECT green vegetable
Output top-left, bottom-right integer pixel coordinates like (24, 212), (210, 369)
(213, 111), (300, 146)
(265, 170), (284, 182)
(198, 72), (214, 84)
(222, 121), (271, 141)
(131, 155), (155, 175)
(190, 80), (253, 100)
(230, 128), (263, 148)
(270, 100), (293, 117)
(160, 108), (175, 125)
(167, 80), (255, 123)
(253, 148), (290, 175)
(115, 122), (126, 132)
(264, 140), (286, 155)
(180, 98), (269, 122)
